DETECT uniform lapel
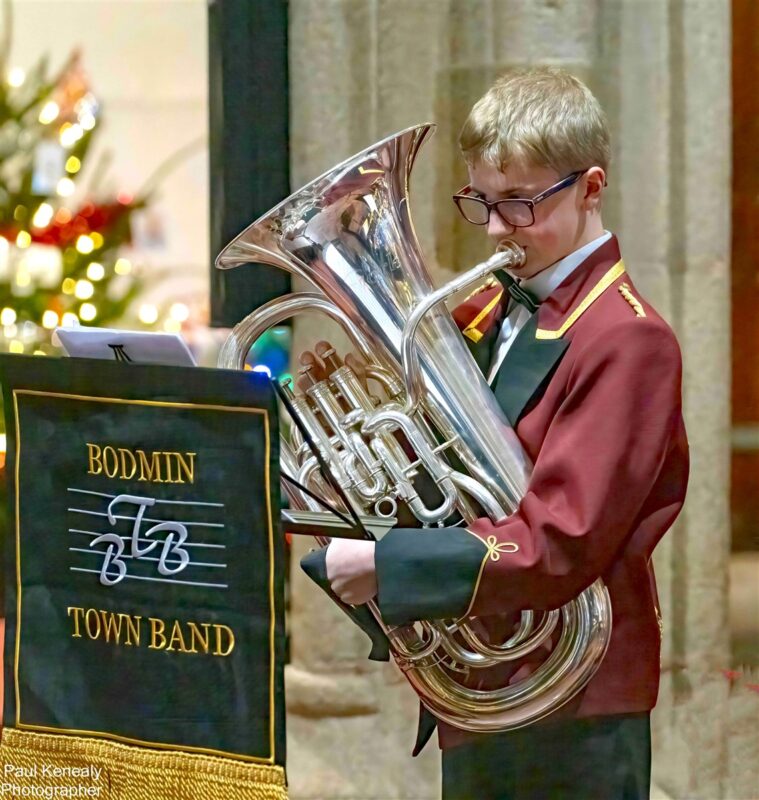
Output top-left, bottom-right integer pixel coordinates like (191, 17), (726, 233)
(492, 314), (569, 426)
(465, 320), (502, 375)
(491, 235), (625, 426)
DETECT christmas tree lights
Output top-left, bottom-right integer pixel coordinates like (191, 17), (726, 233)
(0, 37), (175, 355)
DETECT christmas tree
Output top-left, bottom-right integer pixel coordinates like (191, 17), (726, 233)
(0, 36), (183, 357)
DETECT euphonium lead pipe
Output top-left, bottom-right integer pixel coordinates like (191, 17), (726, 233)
(400, 240), (525, 416)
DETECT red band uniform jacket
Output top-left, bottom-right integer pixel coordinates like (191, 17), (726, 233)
(373, 235), (690, 749)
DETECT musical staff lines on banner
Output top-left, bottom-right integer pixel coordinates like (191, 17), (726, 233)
(67, 488), (229, 590)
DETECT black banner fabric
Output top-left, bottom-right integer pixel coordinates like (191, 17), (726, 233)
(0, 355), (285, 766)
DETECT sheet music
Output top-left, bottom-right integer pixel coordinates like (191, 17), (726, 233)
(55, 325), (196, 366)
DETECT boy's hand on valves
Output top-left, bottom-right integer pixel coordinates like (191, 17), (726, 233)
(325, 538), (377, 605)
(296, 340), (333, 392)
(296, 339), (370, 394)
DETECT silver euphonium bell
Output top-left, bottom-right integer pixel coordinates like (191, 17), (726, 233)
(216, 124), (612, 732)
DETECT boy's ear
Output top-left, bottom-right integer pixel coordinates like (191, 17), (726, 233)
(583, 166), (606, 208)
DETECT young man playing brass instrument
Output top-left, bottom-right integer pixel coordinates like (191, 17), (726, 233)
(303, 67), (689, 799)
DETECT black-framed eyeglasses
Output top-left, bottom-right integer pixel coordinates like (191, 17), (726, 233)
(452, 169), (589, 228)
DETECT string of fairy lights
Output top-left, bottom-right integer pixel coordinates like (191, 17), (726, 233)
(0, 54), (191, 356)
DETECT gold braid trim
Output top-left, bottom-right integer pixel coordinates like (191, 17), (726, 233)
(460, 531), (519, 618)
(463, 275), (499, 302)
(462, 288), (504, 343)
(535, 260), (626, 339)
(0, 728), (288, 800)
(618, 282), (646, 317)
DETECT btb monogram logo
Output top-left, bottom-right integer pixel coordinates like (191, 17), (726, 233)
(91, 494), (190, 586)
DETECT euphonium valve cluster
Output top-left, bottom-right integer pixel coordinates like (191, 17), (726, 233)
(216, 124), (611, 732)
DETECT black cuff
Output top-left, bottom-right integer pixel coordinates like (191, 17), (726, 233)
(375, 527), (487, 626)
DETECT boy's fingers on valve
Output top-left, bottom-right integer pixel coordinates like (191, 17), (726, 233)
(344, 352), (370, 390)
(295, 341), (343, 392)
(296, 341), (370, 393)
(296, 350), (328, 392)
(314, 340), (343, 372)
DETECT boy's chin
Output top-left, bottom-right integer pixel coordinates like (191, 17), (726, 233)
(513, 254), (545, 277)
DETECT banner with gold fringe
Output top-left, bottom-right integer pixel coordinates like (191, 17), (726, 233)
(0, 354), (287, 799)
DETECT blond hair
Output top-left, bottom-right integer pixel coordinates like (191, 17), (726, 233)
(459, 67), (610, 175)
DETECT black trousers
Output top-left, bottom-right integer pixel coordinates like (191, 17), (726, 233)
(441, 713), (651, 800)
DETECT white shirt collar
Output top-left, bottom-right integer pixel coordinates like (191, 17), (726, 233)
(509, 231), (612, 302)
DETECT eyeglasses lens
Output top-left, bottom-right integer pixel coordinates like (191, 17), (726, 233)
(496, 201), (533, 227)
(457, 197), (490, 225)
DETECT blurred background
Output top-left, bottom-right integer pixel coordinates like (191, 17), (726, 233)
(0, 1), (755, 798)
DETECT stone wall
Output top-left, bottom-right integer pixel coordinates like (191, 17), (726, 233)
(286, 2), (746, 798)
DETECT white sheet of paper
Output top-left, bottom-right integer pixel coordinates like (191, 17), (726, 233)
(54, 326), (197, 367)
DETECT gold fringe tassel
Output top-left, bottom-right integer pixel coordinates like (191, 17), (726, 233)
(0, 728), (288, 800)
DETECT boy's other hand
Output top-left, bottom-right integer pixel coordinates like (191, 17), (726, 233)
(326, 538), (377, 605)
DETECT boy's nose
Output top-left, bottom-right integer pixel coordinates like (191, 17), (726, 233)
(486, 208), (515, 239)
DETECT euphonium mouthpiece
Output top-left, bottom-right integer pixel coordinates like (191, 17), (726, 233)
(472, 241), (525, 279)
(494, 239), (526, 268)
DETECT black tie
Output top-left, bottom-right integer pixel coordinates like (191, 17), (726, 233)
(494, 269), (540, 314)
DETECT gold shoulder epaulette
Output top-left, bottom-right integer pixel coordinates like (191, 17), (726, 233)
(618, 282), (646, 317)
(463, 275), (499, 303)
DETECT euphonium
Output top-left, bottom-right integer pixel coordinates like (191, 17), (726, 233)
(216, 124), (611, 732)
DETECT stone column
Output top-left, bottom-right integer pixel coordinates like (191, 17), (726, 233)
(597, 2), (740, 798)
(626, 2), (747, 798)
